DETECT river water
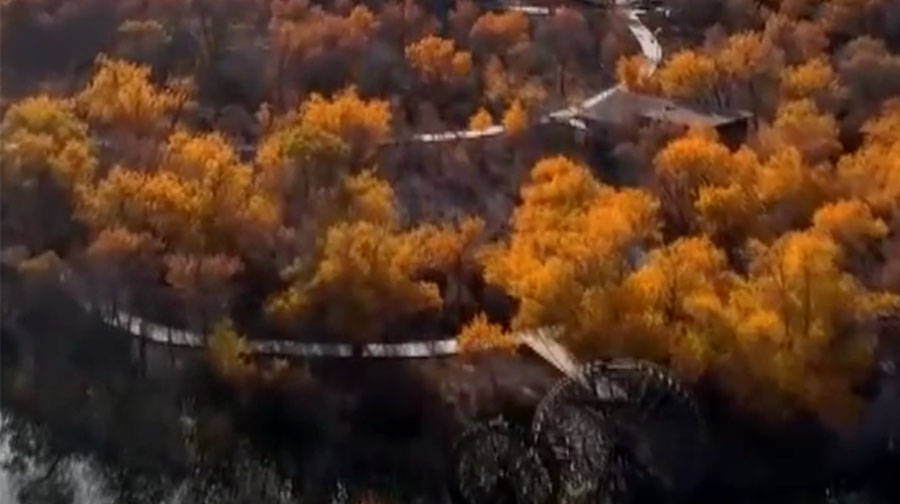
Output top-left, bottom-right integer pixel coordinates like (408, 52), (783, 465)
(1, 412), (19, 504)
(2, 370), (896, 504)
(0, 412), (114, 504)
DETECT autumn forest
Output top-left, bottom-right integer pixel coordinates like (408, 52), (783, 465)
(1, 0), (899, 502)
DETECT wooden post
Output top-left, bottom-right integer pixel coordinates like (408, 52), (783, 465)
(138, 320), (147, 378)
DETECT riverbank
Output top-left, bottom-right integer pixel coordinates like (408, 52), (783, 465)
(3, 285), (899, 504)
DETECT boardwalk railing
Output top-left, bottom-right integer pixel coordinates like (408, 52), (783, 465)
(94, 301), (567, 362)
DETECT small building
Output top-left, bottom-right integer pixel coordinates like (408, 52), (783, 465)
(574, 88), (754, 149)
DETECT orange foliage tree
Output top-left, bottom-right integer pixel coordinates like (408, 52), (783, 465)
(812, 199), (889, 248)
(74, 130), (279, 331)
(616, 54), (657, 93)
(469, 10), (530, 56)
(297, 86), (392, 161)
(480, 156), (661, 346)
(781, 57), (842, 107)
(311, 219), (446, 332)
(618, 236), (735, 379)
(468, 107), (494, 130)
(1, 96), (97, 252)
(502, 99), (528, 138)
(656, 50), (721, 106)
(268, 4), (379, 108)
(405, 35), (472, 83)
(403, 216), (485, 318)
(715, 31), (783, 111)
(207, 319), (256, 384)
(836, 101), (900, 218)
(457, 312), (517, 352)
(721, 231), (899, 425)
(656, 127), (830, 242)
(404, 35), (473, 112)
(485, 154), (899, 424)
(693, 146), (765, 244)
(256, 121), (351, 229)
(267, 169), (486, 341)
(483, 55), (548, 111)
(265, 221), (443, 341)
(76, 55), (191, 135)
(653, 127), (735, 233)
(762, 99), (842, 165)
(77, 130), (280, 260)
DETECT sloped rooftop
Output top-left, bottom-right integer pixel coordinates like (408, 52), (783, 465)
(577, 88), (752, 128)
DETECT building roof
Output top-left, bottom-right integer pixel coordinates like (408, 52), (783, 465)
(576, 88), (752, 128)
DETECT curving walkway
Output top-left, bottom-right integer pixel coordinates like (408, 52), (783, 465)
(87, 2), (660, 153)
(84, 0), (662, 363)
(95, 305), (456, 357)
(92, 303), (570, 362)
(408, 0), (662, 143)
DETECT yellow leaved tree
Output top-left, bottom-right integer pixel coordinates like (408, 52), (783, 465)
(75, 129), (280, 334)
(656, 50), (721, 106)
(76, 55), (191, 135)
(208, 319), (256, 384)
(265, 171), (478, 342)
(403, 216), (485, 318)
(481, 155), (661, 354)
(722, 230), (899, 426)
(339, 170), (401, 227)
(654, 127), (735, 233)
(655, 128), (829, 243)
(468, 107), (495, 131)
(77, 167), (205, 251)
(405, 35), (472, 83)
(77, 130), (280, 259)
(479, 153), (899, 427)
(761, 99), (842, 165)
(297, 86), (392, 162)
(694, 146), (764, 243)
(457, 312), (517, 352)
(715, 31), (782, 110)
(836, 101), (900, 217)
(1, 96), (97, 252)
(618, 236), (735, 380)
(616, 54), (658, 94)
(502, 99), (528, 138)
(265, 220), (443, 341)
(812, 199), (889, 249)
(256, 122), (351, 227)
(469, 10), (530, 56)
(780, 57), (842, 107)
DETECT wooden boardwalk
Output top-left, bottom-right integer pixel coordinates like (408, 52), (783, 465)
(406, 0), (662, 144)
(94, 303), (572, 368)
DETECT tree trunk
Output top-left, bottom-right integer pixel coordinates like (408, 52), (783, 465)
(559, 61), (567, 100)
(168, 326), (176, 366)
(274, 47), (287, 111)
(139, 336), (148, 378)
(484, 354), (500, 404)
